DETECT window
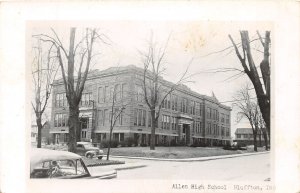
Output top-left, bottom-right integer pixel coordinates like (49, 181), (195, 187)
(98, 110), (103, 126)
(54, 113), (68, 127)
(200, 103), (203, 116)
(98, 87), (104, 103)
(226, 128), (230, 136)
(55, 93), (67, 107)
(167, 95), (171, 109)
(195, 102), (200, 116)
(138, 109), (142, 126)
(31, 159), (88, 178)
(103, 109), (108, 126)
(206, 107), (210, 119)
(142, 110), (146, 126)
(110, 87), (114, 101)
(122, 83), (128, 98)
(80, 118), (89, 129)
(62, 114), (68, 127)
(171, 95), (178, 111)
(161, 115), (164, 129)
(225, 115), (230, 124)
(134, 109), (138, 126)
(120, 133), (124, 141)
(135, 84), (143, 102)
(104, 86), (109, 102)
(115, 84), (121, 101)
(81, 93), (92, 106)
(236, 134), (241, 138)
(162, 115), (170, 130)
(190, 101), (195, 115)
(134, 109), (146, 127)
(194, 121), (200, 133)
(167, 115), (170, 129)
(81, 131), (87, 138)
(171, 117), (176, 130)
(221, 113), (225, 123)
(181, 98), (187, 113)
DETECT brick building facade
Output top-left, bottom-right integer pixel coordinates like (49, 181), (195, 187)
(50, 65), (231, 146)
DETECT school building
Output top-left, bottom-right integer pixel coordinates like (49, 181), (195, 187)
(50, 65), (231, 146)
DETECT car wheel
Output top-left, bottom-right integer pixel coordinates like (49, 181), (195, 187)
(86, 153), (92, 158)
(98, 156), (103, 160)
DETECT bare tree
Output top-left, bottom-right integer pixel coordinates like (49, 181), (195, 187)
(139, 35), (191, 150)
(234, 84), (261, 151)
(31, 39), (59, 148)
(257, 111), (269, 150)
(35, 28), (106, 152)
(106, 74), (132, 160)
(229, 31), (271, 142)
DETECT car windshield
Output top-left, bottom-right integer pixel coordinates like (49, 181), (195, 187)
(30, 159), (89, 179)
(83, 144), (94, 148)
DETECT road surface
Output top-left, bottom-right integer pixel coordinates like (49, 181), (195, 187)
(114, 153), (270, 181)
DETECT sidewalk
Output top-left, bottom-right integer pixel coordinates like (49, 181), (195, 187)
(106, 151), (269, 162)
(88, 161), (147, 172)
(87, 151), (269, 173)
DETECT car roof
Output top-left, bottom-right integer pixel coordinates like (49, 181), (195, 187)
(30, 148), (81, 172)
(77, 142), (91, 144)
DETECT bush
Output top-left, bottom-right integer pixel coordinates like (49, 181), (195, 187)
(140, 143), (147, 147)
(100, 139), (119, 148)
(119, 141), (127, 147)
(110, 139), (119, 148)
(177, 139), (186, 146)
(100, 140), (109, 148)
(170, 139), (177, 146)
(191, 140), (200, 147)
(125, 137), (135, 147)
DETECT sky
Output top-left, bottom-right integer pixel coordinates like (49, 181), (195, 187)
(29, 21), (272, 136)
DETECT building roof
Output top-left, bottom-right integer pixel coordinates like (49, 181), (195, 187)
(53, 65), (231, 110)
(235, 128), (253, 134)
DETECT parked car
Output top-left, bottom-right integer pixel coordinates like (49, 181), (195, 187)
(30, 148), (117, 179)
(76, 142), (104, 159)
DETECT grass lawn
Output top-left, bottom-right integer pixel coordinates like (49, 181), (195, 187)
(104, 146), (267, 159)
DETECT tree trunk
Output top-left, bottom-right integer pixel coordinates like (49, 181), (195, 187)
(259, 131), (262, 147)
(107, 126), (113, 160)
(253, 130), (258, 152)
(262, 129), (269, 150)
(239, 31), (271, 146)
(36, 116), (43, 148)
(68, 105), (80, 153)
(150, 109), (156, 150)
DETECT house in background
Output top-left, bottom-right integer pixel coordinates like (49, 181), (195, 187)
(234, 128), (265, 147)
(31, 125), (38, 143)
(31, 121), (51, 145)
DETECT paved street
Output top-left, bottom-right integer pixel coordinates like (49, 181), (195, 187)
(112, 153), (270, 181)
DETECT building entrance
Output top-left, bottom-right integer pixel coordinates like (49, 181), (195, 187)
(79, 117), (89, 141)
(182, 124), (191, 145)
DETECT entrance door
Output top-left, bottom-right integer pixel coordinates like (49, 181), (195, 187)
(183, 124), (191, 145)
(80, 117), (89, 141)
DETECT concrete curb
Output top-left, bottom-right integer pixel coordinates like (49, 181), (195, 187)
(113, 164), (147, 171)
(108, 151), (269, 162)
